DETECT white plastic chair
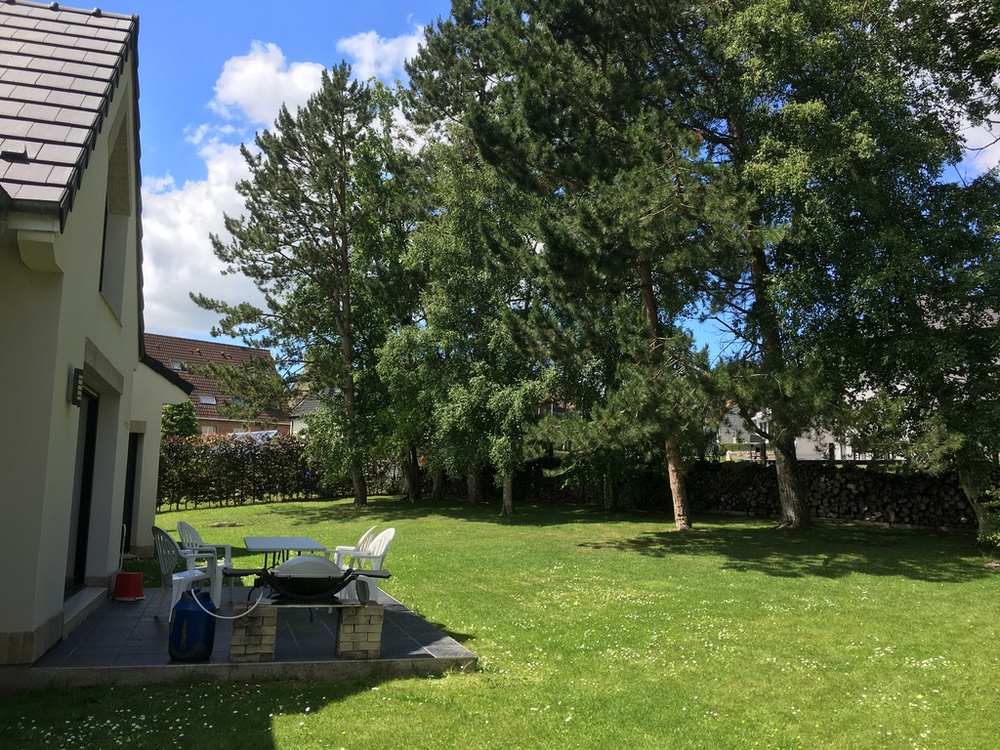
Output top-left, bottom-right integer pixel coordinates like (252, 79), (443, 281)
(348, 527), (395, 602)
(326, 524), (378, 568)
(177, 521), (229, 601)
(152, 526), (216, 622)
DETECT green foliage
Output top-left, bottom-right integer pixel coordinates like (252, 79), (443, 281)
(299, 404), (354, 492)
(409, 6), (722, 523)
(394, 128), (547, 507)
(375, 326), (440, 459)
(160, 400), (198, 437)
(979, 486), (1000, 550)
(193, 65), (422, 504)
(185, 2), (1000, 523)
(156, 434), (314, 510)
(409, 0), (1000, 529)
(828, 172), (1000, 529)
(531, 333), (717, 511)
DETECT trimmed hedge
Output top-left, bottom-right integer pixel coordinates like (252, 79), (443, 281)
(157, 434), (316, 510)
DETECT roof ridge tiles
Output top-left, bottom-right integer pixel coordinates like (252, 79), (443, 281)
(145, 332), (273, 356)
(2, 1), (135, 24)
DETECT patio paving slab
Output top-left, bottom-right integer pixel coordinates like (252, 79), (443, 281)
(4, 586), (476, 692)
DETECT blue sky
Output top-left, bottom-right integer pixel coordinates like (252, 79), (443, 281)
(88, 1), (452, 339)
(98, 2), (450, 183)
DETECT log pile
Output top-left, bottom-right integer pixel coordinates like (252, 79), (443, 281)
(687, 461), (976, 529)
(515, 456), (976, 529)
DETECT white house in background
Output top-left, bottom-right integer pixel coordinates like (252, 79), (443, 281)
(0, 1), (190, 666)
(717, 407), (855, 462)
(290, 391), (322, 435)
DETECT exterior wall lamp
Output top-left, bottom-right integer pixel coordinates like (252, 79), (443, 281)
(68, 367), (84, 407)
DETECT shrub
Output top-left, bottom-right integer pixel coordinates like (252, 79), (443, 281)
(161, 401), (199, 437)
(979, 487), (1000, 551)
(156, 433), (316, 510)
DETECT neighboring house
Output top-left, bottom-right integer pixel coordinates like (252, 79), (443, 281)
(290, 391), (322, 435)
(0, 1), (191, 665)
(144, 333), (292, 436)
(717, 406), (856, 462)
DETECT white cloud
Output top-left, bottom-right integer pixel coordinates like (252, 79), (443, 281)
(141, 31), (426, 340)
(141, 140), (265, 340)
(142, 174), (176, 194)
(336, 29), (423, 81)
(209, 41), (326, 125)
(184, 122), (237, 146)
(961, 121), (1000, 176)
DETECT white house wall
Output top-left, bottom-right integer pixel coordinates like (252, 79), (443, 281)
(718, 408), (855, 462)
(0, 218), (67, 651)
(0, 66), (144, 663)
(131, 362), (189, 557)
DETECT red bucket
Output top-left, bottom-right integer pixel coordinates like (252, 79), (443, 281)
(113, 571), (145, 601)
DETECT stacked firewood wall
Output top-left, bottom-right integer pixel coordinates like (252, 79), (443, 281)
(687, 462), (976, 529)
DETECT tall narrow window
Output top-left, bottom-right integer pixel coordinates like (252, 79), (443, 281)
(100, 105), (132, 320)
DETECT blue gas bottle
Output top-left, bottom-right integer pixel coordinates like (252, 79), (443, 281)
(168, 588), (217, 662)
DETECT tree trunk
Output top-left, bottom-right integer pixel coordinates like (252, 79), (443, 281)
(602, 472), (617, 511)
(350, 459), (367, 507)
(402, 446), (421, 502)
(666, 438), (692, 531)
(467, 464), (483, 504)
(432, 467), (445, 501)
(773, 434), (809, 529)
(748, 240), (810, 530)
(500, 475), (514, 516)
(338, 307), (366, 506)
(344, 360), (366, 505)
(638, 256), (692, 528)
(958, 471), (990, 537)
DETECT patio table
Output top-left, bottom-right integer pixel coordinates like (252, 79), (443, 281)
(244, 535), (327, 569)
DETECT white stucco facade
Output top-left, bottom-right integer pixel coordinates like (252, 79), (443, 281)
(0, 2), (188, 665)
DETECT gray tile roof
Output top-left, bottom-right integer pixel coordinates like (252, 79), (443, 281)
(0, 1), (137, 224)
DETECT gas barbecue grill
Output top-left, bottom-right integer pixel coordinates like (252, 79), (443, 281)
(250, 554), (390, 604)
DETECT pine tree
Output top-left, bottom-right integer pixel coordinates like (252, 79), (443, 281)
(410, 0), (712, 529)
(194, 65), (416, 506)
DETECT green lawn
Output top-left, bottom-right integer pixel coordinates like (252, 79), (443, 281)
(3, 496), (998, 749)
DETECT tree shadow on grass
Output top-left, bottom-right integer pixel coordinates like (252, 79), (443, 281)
(240, 497), (990, 584)
(0, 677), (395, 750)
(262, 495), (673, 529)
(580, 516), (989, 584)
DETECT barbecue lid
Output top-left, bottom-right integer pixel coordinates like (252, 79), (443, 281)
(271, 555), (345, 578)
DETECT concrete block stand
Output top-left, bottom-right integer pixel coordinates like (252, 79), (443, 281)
(229, 602), (277, 663)
(336, 604), (384, 660)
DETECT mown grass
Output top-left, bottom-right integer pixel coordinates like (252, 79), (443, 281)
(2, 496), (998, 749)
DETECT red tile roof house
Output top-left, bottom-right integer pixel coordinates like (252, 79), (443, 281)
(0, 1), (194, 666)
(144, 333), (292, 435)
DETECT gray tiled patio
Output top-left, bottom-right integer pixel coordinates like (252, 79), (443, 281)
(10, 586), (476, 691)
